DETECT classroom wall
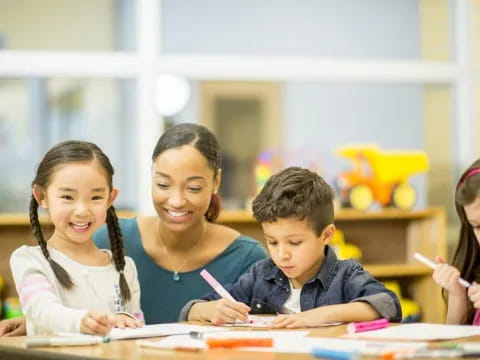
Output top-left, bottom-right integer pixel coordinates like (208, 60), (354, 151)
(163, 0), (428, 207)
(161, 0), (420, 59)
(0, 0), (115, 50)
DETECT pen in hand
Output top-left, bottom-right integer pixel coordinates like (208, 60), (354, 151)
(414, 252), (471, 288)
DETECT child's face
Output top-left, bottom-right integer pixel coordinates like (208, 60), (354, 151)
(34, 161), (117, 246)
(151, 145), (220, 232)
(262, 217), (335, 289)
(464, 195), (480, 242)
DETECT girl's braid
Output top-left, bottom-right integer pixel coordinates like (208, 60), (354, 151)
(106, 206), (131, 302)
(29, 196), (74, 289)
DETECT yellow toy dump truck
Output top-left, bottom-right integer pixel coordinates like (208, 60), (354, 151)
(336, 145), (429, 210)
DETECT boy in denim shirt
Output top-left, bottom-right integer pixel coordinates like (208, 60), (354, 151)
(181, 167), (401, 327)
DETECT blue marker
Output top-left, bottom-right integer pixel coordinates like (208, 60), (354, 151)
(312, 348), (358, 360)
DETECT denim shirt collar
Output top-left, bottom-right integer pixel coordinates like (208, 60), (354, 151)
(262, 245), (338, 289)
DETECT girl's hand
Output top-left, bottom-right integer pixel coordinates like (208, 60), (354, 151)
(468, 282), (480, 309)
(113, 314), (143, 329)
(432, 256), (466, 297)
(80, 312), (114, 336)
(270, 313), (314, 329)
(205, 299), (251, 325)
(0, 317), (26, 337)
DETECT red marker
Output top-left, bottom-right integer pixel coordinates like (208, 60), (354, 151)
(206, 338), (273, 348)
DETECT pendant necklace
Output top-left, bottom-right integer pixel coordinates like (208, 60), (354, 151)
(159, 223), (207, 281)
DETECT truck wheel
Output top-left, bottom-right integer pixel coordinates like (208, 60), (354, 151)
(392, 183), (416, 210)
(349, 185), (373, 211)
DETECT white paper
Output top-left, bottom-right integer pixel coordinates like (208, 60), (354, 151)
(223, 315), (342, 328)
(223, 315), (277, 327)
(203, 330), (309, 339)
(347, 323), (480, 340)
(139, 335), (207, 350)
(109, 323), (225, 340)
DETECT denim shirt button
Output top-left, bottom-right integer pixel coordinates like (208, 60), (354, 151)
(256, 303), (262, 309)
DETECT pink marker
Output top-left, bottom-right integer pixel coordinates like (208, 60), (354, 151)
(200, 269), (236, 302)
(347, 318), (389, 334)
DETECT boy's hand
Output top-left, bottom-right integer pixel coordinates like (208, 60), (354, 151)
(468, 282), (480, 309)
(113, 314), (143, 329)
(80, 312), (115, 336)
(270, 312), (317, 328)
(432, 256), (466, 297)
(0, 317), (26, 337)
(190, 299), (250, 324)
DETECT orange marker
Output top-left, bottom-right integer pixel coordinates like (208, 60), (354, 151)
(206, 338), (273, 348)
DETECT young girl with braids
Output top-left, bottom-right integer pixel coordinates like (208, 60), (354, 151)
(9, 140), (143, 336)
(432, 158), (480, 324)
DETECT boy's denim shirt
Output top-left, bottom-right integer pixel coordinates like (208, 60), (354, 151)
(179, 245), (402, 322)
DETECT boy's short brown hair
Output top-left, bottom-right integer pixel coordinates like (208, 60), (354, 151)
(252, 166), (334, 236)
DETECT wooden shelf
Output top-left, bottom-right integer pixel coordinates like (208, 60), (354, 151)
(218, 207), (445, 223)
(363, 264), (433, 277)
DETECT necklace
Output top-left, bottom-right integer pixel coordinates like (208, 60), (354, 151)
(158, 222), (208, 282)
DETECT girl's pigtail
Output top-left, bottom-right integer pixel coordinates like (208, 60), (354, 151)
(106, 206), (131, 302)
(30, 195), (74, 289)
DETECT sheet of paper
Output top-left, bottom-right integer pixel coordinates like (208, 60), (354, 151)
(223, 315), (277, 327)
(109, 323), (225, 340)
(139, 335), (207, 350)
(223, 315), (342, 328)
(347, 323), (480, 341)
(203, 330), (309, 339)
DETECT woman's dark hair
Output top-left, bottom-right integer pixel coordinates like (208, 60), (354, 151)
(450, 158), (480, 324)
(30, 140), (131, 302)
(252, 166), (334, 235)
(152, 123), (222, 222)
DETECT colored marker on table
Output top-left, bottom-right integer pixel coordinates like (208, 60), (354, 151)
(200, 269), (236, 301)
(347, 318), (389, 334)
(414, 252), (471, 288)
(206, 338), (273, 348)
(25, 335), (109, 348)
(312, 348), (359, 360)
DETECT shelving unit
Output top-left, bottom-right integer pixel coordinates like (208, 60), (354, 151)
(218, 207), (447, 323)
(0, 208), (446, 323)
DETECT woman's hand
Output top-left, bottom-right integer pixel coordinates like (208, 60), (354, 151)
(432, 256), (466, 297)
(0, 317), (26, 337)
(80, 312), (115, 336)
(113, 314), (143, 329)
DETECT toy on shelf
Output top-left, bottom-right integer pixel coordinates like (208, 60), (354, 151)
(335, 145), (429, 211)
(254, 149), (322, 195)
(330, 229), (362, 261)
(2, 297), (23, 319)
(254, 151), (274, 195)
(382, 280), (421, 323)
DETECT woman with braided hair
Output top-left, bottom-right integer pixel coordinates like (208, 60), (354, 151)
(8, 140), (143, 336)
